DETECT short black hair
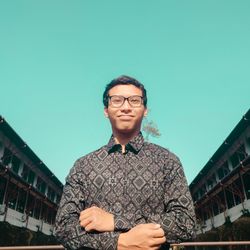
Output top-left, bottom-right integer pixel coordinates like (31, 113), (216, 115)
(103, 75), (147, 108)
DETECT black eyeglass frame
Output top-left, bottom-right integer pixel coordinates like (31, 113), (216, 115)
(108, 95), (144, 108)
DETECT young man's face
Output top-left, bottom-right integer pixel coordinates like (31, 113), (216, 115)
(104, 84), (148, 136)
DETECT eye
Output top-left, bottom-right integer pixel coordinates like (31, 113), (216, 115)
(129, 97), (141, 105)
(111, 96), (123, 105)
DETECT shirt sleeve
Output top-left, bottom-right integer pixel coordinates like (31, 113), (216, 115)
(113, 211), (146, 231)
(54, 160), (120, 250)
(146, 157), (196, 243)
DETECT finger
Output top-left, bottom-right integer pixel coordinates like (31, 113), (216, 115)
(79, 210), (93, 221)
(85, 223), (94, 232)
(150, 223), (162, 230)
(151, 247), (161, 250)
(80, 207), (95, 217)
(140, 223), (161, 230)
(152, 228), (165, 238)
(151, 236), (166, 246)
(85, 221), (97, 232)
(80, 217), (92, 228)
(80, 206), (98, 217)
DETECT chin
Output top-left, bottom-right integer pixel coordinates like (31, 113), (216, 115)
(117, 126), (139, 134)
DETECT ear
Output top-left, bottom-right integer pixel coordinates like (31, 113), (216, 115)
(143, 108), (148, 117)
(104, 107), (109, 118)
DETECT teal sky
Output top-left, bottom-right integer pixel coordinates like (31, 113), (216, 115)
(1, 1), (249, 184)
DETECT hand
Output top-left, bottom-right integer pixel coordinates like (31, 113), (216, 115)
(79, 206), (114, 232)
(118, 223), (166, 250)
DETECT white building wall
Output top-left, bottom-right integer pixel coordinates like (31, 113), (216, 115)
(0, 207), (53, 235)
(202, 198), (250, 233)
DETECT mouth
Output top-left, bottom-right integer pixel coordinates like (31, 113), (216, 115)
(118, 115), (134, 120)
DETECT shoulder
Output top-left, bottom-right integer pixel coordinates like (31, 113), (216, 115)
(67, 145), (108, 178)
(144, 141), (180, 161)
(144, 143), (186, 179)
(75, 145), (108, 165)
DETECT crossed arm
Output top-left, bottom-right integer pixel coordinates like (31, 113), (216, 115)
(54, 158), (195, 250)
(54, 164), (166, 250)
(79, 206), (166, 250)
(78, 158), (196, 247)
(55, 188), (165, 250)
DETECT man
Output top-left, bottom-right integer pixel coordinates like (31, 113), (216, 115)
(54, 75), (196, 250)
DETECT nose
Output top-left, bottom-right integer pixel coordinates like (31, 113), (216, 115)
(121, 99), (131, 110)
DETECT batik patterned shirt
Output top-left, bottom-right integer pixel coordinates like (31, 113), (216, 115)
(54, 133), (195, 250)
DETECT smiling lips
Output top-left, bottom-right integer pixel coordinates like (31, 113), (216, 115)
(118, 115), (134, 120)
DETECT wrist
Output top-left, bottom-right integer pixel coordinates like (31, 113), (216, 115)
(110, 213), (115, 231)
(117, 233), (128, 250)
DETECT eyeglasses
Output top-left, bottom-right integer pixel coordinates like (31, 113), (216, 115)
(108, 95), (144, 108)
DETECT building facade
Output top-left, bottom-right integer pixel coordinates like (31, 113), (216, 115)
(0, 116), (63, 236)
(190, 109), (250, 234)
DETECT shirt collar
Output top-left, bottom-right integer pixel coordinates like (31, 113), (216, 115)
(107, 132), (144, 154)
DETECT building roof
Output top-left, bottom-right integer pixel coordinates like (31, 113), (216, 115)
(189, 109), (250, 190)
(0, 115), (63, 189)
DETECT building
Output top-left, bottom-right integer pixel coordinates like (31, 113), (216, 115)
(0, 116), (63, 236)
(190, 109), (250, 234)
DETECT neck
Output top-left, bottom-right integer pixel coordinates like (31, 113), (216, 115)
(113, 130), (140, 153)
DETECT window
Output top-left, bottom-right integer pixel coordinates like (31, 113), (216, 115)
(41, 203), (48, 221)
(26, 193), (35, 216)
(203, 208), (210, 221)
(36, 177), (46, 194)
(34, 199), (41, 219)
(207, 174), (216, 190)
(230, 144), (247, 168)
(234, 193), (241, 206)
(2, 147), (12, 166)
(0, 176), (7, 204)
(217, 191), (226, 212)
(45, 207), (57, 224)
(47, 187), (55, 202)
(21, 165), (35, 185)
(12, 155), (21, 173)
(51, 209), (57, 225)
(243, 172), (250, 199)
(28, 170), (35, 185)
(212, 202), (220, 216)
(16, 189), (27, 213)
(199, 184), (207, 198)
(21, 164), (29, 181)
(6, 182), (18, 209)
(47, 207), (53, 224)
(225, 189), (234, 209)
(217, 162), (230, 180)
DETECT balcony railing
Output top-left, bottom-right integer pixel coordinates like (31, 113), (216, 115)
(0, 246), (64, 250)
(171, 241), (250, 249)
(1, 242), (250, 250)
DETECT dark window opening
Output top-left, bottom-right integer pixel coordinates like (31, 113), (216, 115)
(212, 202), (220, 216)
(243, 173), (250, 199)
(16, 189), (27, 213)
(28, 170), (35, 185)
(34, 198), (41, 219)
(47, 187), (55, 202)
(230, 144), (247, 168)
(0, 176), (7, 204)
(218, 162), (230, 180)
(36, 177), (46, 194)
(2, 148), (12, 166)
(12, 155), (21, 173)
(21, 165), (29, 181)
(26, 193), (35, 216)
(6, 182), (18, 209)
(225, 189), (234, 209)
